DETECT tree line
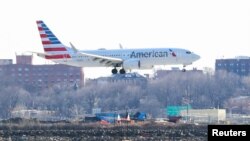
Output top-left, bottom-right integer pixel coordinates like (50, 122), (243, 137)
(0, 70), (250, 119)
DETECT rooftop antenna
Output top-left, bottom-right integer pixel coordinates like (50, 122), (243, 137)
(119, 43), (123, 49)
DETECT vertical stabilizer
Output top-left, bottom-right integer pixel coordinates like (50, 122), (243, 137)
(36, 21), (71, 59)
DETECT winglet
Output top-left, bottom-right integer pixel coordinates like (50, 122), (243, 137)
(69, 42), (78, 53)
(119, 43), (123, 49)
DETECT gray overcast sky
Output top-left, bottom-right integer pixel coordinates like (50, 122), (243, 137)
(0, 0), (250, 78)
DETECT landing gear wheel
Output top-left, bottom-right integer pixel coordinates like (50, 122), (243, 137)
(112, 68), (118, 74)
(182, 65), (186, 72)
(119, 68), (126, 74)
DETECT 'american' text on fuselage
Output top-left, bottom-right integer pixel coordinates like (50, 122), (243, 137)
(130, 51), (168, 58)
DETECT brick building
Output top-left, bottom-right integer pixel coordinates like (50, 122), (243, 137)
(0, 55), (84, 88)
(16, 54), (32, 64)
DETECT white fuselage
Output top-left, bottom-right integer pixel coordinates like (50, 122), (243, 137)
(35, 21), (200, 72)
(51, 48), (200, 69)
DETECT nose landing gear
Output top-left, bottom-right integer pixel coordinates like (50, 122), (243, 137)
(182, 65), (186, 72)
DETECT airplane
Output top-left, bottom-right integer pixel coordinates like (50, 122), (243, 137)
(33, 20), (200, 74)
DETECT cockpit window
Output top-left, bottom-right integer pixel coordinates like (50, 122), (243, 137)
(186, 51), (191, 54)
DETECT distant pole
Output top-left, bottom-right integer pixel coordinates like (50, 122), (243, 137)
(187, 103), (188, 123)
(185, 88), (190, 123)
(126, 108), (128, 139)
(114, 111), (116, 126)
(217, 102), (219, 124)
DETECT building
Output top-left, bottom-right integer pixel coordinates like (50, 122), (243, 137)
(226, 96), (250, 114)
(0, 55), (84, 88)
(180, 109), (226, 123)
(16, 54), (32, 64)
(11, 109), (55, 120)
(0, 59), (13, 65)
(88, 72), (148, 87)
(216, 57), (250, 76)
(155, 67), (203, 78)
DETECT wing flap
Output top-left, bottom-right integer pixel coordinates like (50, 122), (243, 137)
(69, 42), (123, 66)
(76, 52), (123, 66)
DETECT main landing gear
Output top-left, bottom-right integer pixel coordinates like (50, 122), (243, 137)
(182, 65), (186, 72)
(112, 68), (126, 74)
(112, 68), (118, 74)
(119, 68), (126, 74)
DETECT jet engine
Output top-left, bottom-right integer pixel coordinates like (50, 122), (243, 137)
(123, 59), (141, 70)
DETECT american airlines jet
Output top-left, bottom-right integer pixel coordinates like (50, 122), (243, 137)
(34, 21), (200, 74)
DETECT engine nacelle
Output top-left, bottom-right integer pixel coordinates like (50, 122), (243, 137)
(123, 59), (141, 70)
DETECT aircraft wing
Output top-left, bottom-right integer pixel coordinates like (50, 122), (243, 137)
(76, 51), (123, 66)
(69, 42), (123, 66)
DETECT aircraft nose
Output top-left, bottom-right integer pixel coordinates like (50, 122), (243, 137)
(194, 54), (200, 61)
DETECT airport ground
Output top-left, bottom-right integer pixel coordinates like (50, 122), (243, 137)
(0, 119), (207, 141)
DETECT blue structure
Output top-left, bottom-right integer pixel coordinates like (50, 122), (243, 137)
(95, 113), (117, 123)
(131, 112), (147, 121)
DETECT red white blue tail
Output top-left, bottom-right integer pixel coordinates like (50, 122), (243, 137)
(36, 21), (71, 59)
